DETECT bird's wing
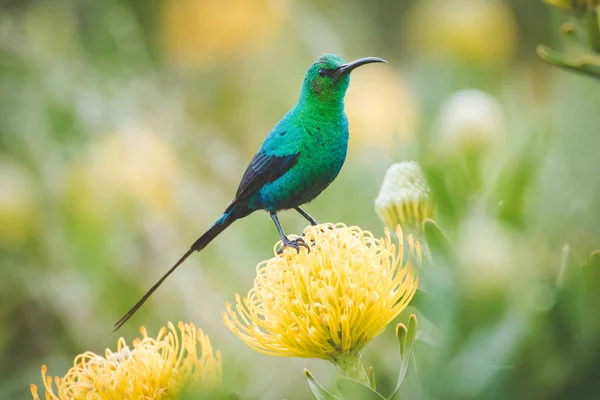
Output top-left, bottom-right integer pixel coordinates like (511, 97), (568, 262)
(231, 124), (302, 205)
(232, 150), (299, 204)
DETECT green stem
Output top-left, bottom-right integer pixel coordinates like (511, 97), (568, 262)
(537, 44), (600, 80)
(332, 351), (370, 386)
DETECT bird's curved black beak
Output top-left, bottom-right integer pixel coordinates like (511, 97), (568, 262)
(334, 57), (387, 78)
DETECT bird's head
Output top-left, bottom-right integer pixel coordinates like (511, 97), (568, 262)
(301, 54), (386, 104)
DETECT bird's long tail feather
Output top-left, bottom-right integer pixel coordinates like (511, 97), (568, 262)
(113, 210), (237, 331)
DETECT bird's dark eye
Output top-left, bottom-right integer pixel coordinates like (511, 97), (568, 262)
(318, 68), (328, 77)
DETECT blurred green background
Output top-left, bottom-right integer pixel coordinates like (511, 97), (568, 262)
(1, 0), (600, 399)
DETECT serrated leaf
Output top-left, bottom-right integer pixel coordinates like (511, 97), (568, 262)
(336, 378), (386, 400)
(305, 369), (339, 400)
(368, 367), (376, 391)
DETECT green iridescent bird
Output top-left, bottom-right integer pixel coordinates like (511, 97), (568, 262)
(114, 54), (386, 330)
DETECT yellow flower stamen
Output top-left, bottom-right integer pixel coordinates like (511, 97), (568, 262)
(31, 322), (221, 400)
(223, 223), (420, 362)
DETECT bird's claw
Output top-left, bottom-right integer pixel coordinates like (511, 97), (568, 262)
(277, 236), (310, 254)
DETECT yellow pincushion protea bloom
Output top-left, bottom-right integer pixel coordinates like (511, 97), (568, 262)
(160, 0), (287, 68)
(223, 223), (420, 368)
(30, 322), (221, 400)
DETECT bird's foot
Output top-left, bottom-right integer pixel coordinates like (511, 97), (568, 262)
(277, 236), (310, 254)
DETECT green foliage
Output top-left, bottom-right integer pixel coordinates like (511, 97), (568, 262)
(305, 370), (339, 400)
(539, 2), (600, 79)
(390, 315), (417, 400)
(367, 367), (376, 391)
(336, 378), (386, 400)
(305, 314), (418, 400)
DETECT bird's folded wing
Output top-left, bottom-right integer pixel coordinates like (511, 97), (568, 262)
(232, 149), (299, 204)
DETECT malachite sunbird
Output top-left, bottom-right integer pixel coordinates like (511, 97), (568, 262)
(114, 54), (386, 330)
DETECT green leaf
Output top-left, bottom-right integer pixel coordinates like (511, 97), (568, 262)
(598, 5), (600, 40)
(491, 131), (547, 229)
(588, 250), (600, 270)
(582, 10), (600, 52)
(407, 314), (417, 346)
(583, 250), (600, 295)
(396, 323), (408, 357)
(305, 369), (339, 400)
(423, 219), (456, 267)
(410, 287), (435, 319)
(367, 367), (376, 391)
(390, 314), (418, 399)
(336, 378), (386, 400)
(411, 286), (429, 304)
(421, 164), (458, 225)
(556, 244), (571, 287)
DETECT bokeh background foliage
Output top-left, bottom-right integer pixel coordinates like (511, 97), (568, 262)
(1, 0), (600, 398)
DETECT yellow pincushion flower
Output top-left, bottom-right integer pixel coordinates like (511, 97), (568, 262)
(66, 129), (180, 217)
(345, 65), (419, 151)
(404, 0), (517, 66)
(223, 223), (420, 368)
(375, 161), (434, 232)
(160, 0), (288, 68)
(30, 322), (221, 400)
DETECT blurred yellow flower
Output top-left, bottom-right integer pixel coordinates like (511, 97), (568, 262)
(346, 65), (419, 151)
(30, 322), (221, 400)
(223, 223), (419, 367)
(66, 129), (179, 217)
(375, 161), (434, 232)
(405, 0), (517, 65)
(161, 0), (288, 68)
(0, 158), (37, 246)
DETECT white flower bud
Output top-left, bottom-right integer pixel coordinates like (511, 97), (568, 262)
(433, 89), (505, 155)
(375, 161), (434, 231)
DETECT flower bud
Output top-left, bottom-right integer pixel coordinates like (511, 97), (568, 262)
(432, 89), (505, 155)
(375, 161), (434, 231)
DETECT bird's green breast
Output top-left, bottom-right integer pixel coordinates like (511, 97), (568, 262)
(258, 113), (349, 211)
